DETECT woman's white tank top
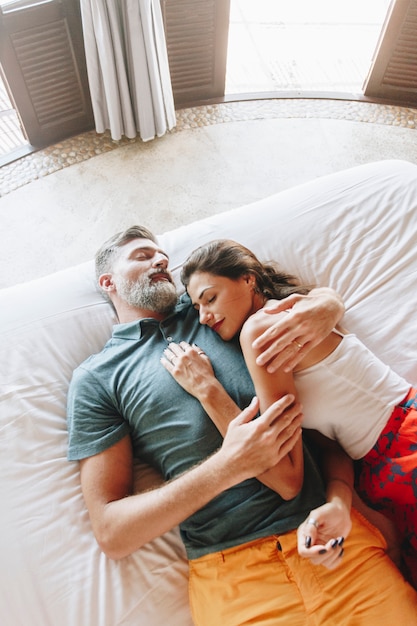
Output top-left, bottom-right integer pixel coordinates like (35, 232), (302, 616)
(294, 331), (410, 459)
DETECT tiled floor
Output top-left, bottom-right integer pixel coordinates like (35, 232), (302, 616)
(1, 98), (417, 198)
(0, 0), (392, 170)
(1, 96), (417, 288)
(1, 2), (416, 288)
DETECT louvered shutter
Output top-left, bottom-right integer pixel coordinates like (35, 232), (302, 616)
(364, 0), (417, 104)
(160, 0), (230, 106)
(0, 0), (93, 148)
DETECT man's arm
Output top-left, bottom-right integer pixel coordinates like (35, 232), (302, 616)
(253, 287), (345, 373)
(79, 395), (297, 559)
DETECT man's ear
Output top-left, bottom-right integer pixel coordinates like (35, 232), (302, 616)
(99, 273), (115, 292)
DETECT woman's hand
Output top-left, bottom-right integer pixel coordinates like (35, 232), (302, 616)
(252, 288), (345, 373)
(297, 434), (353, 569)
(161, 341), (215, 399)
(297, 498), (352, 570)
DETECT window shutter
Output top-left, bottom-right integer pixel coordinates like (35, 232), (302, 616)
(160, 0), (230, 106)
(364, 0), (417, 104)
(0, 0), (94, 148)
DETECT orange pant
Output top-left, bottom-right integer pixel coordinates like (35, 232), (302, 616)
(189, 509), (417, 626)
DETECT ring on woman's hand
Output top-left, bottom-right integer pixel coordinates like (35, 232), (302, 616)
(197, 351), (205, 355)
(307, 517), (319, 528)
(293, 340), (303, 350)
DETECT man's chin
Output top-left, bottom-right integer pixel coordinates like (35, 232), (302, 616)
(118, 278), (178, 312)
(143, 283), (178, 313)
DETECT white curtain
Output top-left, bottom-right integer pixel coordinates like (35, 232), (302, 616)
(80, 0), (176, 141)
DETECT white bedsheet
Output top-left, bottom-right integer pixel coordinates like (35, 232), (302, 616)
(1, 160), (417, 625)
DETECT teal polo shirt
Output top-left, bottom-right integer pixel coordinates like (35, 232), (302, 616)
(67, 295), (325, 558)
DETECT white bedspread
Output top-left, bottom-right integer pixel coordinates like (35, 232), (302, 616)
(1, 159), (417, 625)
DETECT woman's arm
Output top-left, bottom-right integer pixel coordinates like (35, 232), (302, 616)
(162, 287), (343, 499)
(239, 310), (304, 499)
(297, 431), (353, 569)
(161, 341), (303, 499)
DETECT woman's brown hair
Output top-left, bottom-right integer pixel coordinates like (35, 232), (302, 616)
(181, 239), (311, 300)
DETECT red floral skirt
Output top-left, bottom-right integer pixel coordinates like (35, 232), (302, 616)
(357, 387), (417, 586)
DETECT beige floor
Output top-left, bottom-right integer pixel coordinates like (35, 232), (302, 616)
(1, 98), (417, 289)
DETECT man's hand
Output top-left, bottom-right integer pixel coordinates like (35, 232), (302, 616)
(252, 288), (344, 373)
(218, 394), (303, 482)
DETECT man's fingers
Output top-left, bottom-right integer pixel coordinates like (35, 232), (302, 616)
(276, 421), (302, 456)
(252, 327), (281, 353)
(255, 338), (312, 373)
(256, 394), (296, 427)
(231, 397), (260, 425)
(255, 336), (295, 367)
(274, 342), (311, 373)
(232, 394), (298, 430)
(261, 294), (299, 316)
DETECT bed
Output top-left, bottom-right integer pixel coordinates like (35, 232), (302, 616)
(2, 159), (417, 625)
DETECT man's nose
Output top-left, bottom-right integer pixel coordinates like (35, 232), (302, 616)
(153, 253), (169, 268)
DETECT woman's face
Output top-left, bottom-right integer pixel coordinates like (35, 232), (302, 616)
(187, 271), (259, 340)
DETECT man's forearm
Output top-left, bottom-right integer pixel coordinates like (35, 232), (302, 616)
(96, 449), (242, 560)
(86, 397), (294, 560)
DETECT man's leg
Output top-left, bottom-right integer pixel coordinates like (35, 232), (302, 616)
(189, 535), (308, 626)
(189, 509), (417, 626)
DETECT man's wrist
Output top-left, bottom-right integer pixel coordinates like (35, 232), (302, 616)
(208, 447), (245, 490)
(310, 287), (345, 320)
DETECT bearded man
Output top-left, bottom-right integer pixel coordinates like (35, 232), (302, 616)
(67, 225), (417, 626)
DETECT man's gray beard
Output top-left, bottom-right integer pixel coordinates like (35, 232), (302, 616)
(117, 276), (178, 314)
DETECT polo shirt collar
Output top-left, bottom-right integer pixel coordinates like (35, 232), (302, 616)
(112, 294), (191, 340)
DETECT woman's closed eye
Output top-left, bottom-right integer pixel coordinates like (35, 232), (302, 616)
(193, 295), (216, 310)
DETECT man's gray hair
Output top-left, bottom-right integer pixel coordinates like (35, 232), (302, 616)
(95, 225), (157, 284)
